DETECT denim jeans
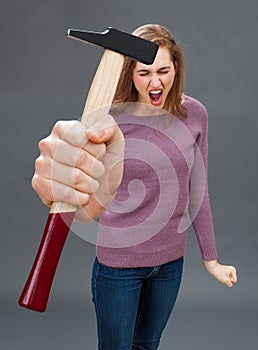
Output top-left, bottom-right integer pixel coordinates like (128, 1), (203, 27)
(91, 256), (184, 350)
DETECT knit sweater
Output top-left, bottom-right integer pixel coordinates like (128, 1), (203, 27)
(96, 95), (218, 268)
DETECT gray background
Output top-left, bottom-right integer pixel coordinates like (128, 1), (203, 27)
(1, 0), (257, 349)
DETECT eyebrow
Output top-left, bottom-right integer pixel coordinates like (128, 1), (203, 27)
(136, 66), (172, 73)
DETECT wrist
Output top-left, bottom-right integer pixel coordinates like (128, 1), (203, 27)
(204, 259), (219, 271)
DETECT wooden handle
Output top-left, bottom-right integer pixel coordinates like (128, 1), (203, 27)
(82, 49), (125, 127)
(18, 50), (125, 312)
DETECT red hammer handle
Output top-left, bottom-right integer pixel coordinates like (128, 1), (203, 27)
(18, 211), (75, 312)
(18, 50), (125, 312)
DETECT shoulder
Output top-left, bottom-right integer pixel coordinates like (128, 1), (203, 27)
(182, 95), (208, 129)
(183, 95), (208, 117)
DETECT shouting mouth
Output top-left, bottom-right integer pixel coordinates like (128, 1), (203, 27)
(149, 90), (163, 106)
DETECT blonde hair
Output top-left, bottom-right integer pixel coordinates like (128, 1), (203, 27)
(113, 24), (186, 117)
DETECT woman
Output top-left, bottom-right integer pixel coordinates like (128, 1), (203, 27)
(32, 24), (237, 350)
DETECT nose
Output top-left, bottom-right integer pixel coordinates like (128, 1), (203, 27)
(149, 74), (161, 88)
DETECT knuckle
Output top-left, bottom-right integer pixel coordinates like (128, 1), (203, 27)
(76, 150), (88, 167)
(53, 120), (65, 134)
(31, 176), (51, 202)
(38, 135), (57, 156)
(55, 120), (86, 147)
(31, 175), (55, 207)
(73, 169), (83, 187)
(34, 156), (41, 170)
(31, 174), (46, 192)
(38, 137), (49, 152)
(34, 155), (45, 170)
(34, 156), (52, 178)
(31, 174), (39, 191)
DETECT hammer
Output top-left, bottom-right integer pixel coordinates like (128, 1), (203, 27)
(18, 27), (158, 312)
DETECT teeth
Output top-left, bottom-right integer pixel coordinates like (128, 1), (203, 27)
(150, 90), (162, 94)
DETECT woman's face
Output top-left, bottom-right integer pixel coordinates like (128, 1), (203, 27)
(132, 46), (176, 108)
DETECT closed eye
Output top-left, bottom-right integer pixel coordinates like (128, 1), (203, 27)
(158, 67), (172, 74)
(136, 67), (172, 76)
(137, 70), (150, 76)
(138, 71), (169, 76)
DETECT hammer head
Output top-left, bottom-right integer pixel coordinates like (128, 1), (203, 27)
(66, 27), (158, 65)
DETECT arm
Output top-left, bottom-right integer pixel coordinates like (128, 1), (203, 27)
(189, 104), (237, 287)
(189, 105), (218, 261)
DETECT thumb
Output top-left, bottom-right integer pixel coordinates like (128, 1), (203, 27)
(229, 267), (238, 283)
(86, 128), (107, 143)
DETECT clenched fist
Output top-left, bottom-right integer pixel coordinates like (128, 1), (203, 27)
(204, 260), (238, 288)
(32, 115), (124, 223)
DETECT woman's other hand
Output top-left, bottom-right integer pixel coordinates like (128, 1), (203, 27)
(204, 260), (238, 288)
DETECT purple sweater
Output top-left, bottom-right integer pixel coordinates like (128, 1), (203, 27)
(96, 96), (218, 267)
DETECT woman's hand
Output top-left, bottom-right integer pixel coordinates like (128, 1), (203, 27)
(204, 260), (238, 288)
(32, 115), (124, 223)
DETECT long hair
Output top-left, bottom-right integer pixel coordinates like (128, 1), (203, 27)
(113, 24), (186, 117)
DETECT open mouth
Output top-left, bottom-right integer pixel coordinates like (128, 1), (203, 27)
(149, 90), (163, 105)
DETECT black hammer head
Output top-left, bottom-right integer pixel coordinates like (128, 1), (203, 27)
(66, 27), (158, 65)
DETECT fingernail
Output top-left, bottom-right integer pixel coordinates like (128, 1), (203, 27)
(96, 130), (105, 138)
(88, 129), (105, 139)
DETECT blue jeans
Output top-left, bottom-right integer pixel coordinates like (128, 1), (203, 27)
(91, 256), (184, 350)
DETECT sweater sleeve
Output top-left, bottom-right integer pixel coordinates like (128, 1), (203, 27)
(188, 105), (218, 261)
